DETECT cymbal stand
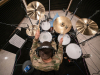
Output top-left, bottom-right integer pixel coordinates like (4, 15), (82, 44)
(70, 0), (82, 20)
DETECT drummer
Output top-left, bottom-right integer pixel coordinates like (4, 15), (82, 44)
(29, 30), (63, 72)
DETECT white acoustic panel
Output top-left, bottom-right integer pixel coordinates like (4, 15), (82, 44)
(9, 34), (25, 48)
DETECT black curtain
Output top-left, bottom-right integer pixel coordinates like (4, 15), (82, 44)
(0, 0), (26, 48)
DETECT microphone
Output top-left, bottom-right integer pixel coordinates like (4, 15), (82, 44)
(27, 24), (30, 31)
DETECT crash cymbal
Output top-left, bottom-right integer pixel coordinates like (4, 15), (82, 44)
(27, 1), (45, 20)
(26, 25), (40, 36)
(53, 16), (72, 34)
(76, 18), (98, 35)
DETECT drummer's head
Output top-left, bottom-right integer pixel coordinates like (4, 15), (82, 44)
(39, 42), (53, 62)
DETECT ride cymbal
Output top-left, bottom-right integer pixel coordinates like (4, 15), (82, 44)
(76, 18), (98, 35)
(26, 25), (39, 36)
(53, 16), (72, 34)
(27, 1), (45, 20)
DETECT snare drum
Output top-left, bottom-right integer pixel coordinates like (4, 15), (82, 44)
(66, 43), (82, 59)
(41, 21), (51, 30)
(58, 34), (71, 45)
(39, 31), (52, 43)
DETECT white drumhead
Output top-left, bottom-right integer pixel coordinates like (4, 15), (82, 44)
(39, 32), (52, 43)
(58, 34), (71, 45)
(66, 43), (82, 59)
(41, 21), (51, 30)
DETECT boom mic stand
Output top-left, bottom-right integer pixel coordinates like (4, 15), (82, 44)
(0, 22), (30, 31)
(79, 33), (100, 44)
(70, 0), (82, 20)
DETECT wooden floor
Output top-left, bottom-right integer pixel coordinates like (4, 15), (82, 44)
(0, 10), (100, 75)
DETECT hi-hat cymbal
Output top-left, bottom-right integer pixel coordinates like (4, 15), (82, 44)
(27, 1), (45, 20)
(76, 18), (98, 35)
(53, 16), (72, 34)
(26, 25), (39, 36)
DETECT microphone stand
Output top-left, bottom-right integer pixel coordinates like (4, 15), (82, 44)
(0, 22), (30, 30)
(79, 33), (100, 44)
(70, 0), (82, 20)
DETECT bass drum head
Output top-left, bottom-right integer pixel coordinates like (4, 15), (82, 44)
(39, 31), (52, 43)
(66, 43), (82, 59)
(41, 21), (51, 30)
(58, 34), (71, 45)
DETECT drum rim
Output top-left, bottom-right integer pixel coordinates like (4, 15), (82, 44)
(66, 43), (82, 59)
(58, 34), (71, 45)
(39, 31), (52, 43)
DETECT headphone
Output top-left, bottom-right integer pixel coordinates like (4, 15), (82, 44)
(35, 46), (57, 57)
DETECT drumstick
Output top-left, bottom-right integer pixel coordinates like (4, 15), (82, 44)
(62, 33), (66, 38)
(65, 0), (73, 16)
(37, 15), (41, 30)
(66, 0), (73, 12)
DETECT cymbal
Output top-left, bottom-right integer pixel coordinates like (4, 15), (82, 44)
(27, 1), (45, 20)
(53, 16), (72, 34)
(26, 25), (39, 36)
(76, 18), (98, 35)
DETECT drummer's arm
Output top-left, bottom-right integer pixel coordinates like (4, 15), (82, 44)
(57, 38), (63, 63)
(30, 38), (38, 58)
(30, 30), (40, 58)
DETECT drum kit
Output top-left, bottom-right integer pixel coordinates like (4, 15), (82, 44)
(25, 1), (99, 60)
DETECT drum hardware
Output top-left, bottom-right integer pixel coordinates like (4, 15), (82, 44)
(79, 33), (100, 44)
(70, 0), (82, 20)
(82, 54), (91, 58)
(65, 0), (73, 16)
(53, 16), (72, 34)
(88, 10), (100, 19)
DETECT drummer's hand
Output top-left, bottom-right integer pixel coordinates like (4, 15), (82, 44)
(35, 30), (40, 39)
(59, 38), (63, 45)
